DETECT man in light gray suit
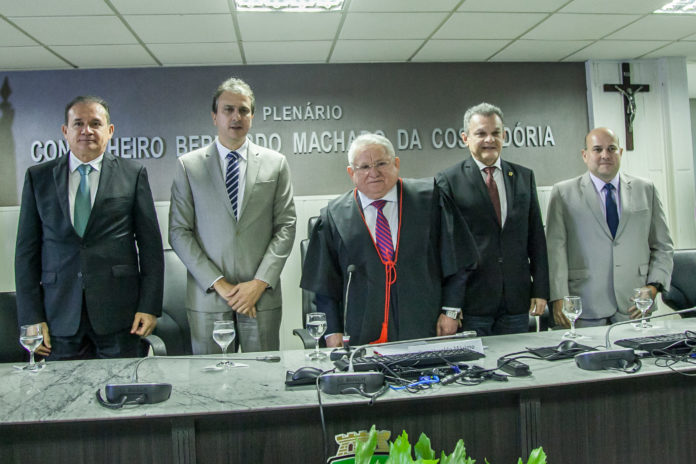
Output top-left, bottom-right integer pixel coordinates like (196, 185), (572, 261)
(546, 127), (673, 327)
(169, 77), (296, 353)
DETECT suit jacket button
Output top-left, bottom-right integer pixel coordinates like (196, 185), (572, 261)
(77, 272), (83, 278)
(498, 257), (504, 263)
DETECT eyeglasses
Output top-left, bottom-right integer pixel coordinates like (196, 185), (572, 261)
(351, 159), (393, 173)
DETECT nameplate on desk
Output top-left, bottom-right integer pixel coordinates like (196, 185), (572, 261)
(374, 338), (484, 356)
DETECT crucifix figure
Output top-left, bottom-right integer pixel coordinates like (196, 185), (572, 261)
(603, 62), (650, 151)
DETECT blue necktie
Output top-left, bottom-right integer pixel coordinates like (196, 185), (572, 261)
(225, 151), (240, 219)
(74, 164), (92, 237)
(604, 183), (619, 238)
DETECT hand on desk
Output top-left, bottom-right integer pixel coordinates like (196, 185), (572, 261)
(326, 333), (344, 348)
(628, 284), (658, 319)
(552, 300), (570, 328)
(35, 322), (51, 357)
(436, 313), (459, 336)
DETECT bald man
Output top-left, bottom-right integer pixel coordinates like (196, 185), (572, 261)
(546, 127), (673, 327)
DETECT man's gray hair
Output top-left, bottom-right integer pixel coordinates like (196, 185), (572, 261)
(347, 133), (396, 165)
(463, 102), (504, 134)
(212, 77), (255, 114)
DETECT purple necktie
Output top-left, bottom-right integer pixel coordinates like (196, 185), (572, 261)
(372, 200), (394, 262)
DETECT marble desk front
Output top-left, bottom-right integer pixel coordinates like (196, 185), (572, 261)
(1, 319), (695, 463)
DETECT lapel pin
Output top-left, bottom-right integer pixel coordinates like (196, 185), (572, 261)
(508, 171), (513, 176)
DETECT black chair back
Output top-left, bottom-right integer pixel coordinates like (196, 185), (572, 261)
(153, 250), (193, 355)
(0, 292), (26, 363)
(661, 248), (696, 317)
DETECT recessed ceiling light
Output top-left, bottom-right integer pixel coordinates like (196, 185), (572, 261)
(655, 0), (696, 14)
(235, 0), (344, 12)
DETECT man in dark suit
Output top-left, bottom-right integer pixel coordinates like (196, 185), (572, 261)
(436, 102), (549, 335)
(301, 133), (477, 346)
(15, 95), (164, 360)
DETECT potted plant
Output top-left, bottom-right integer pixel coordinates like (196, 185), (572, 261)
(353, 425), (547, 464)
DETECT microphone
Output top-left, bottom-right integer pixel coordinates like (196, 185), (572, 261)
(343, 264), (356, 348)
(329, 264), (356, 361)
(132, 354), (282, 382)
(604, 307), (696, 348)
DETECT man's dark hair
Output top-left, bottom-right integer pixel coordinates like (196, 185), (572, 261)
(64, 95), (111, 124)
(211, 77), (255, 114)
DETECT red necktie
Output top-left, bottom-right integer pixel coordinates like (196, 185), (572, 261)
(484, 166), (502, 226)
(371, 200), (394, 262)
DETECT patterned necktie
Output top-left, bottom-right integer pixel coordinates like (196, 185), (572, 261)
(74, 164), (92, 237)
(225, 151), (240, 218)
(484, 166), (502, 226)
(604, 183), (619, 238)
(371, 200), (394, 262)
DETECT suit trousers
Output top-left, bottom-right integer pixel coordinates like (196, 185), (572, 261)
(187, 307), (281, 354)
(48, 299), (140, 360)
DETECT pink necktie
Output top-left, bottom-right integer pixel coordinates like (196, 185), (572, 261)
(371, 200), (394, 262)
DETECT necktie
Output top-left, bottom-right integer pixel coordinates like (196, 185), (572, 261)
(225, 151), (240, 218)
(484, 166), (502, 226)
(74, 164), (92, 237)
(371, 200), (394, 262)
(604, 183), (619, 238)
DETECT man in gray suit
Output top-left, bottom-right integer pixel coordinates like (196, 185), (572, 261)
(546, 127), (673, 327)
(169, 77), (296, 353)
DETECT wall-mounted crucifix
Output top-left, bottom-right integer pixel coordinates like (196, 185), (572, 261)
(603, 62), (650, 151)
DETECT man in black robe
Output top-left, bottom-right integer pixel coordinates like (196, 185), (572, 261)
(300, 133), (478, 347)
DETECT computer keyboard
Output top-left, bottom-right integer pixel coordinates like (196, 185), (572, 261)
(615, 332), (694, 353)
(334, 347), (484, 372)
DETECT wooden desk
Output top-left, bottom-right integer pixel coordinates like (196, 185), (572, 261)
(1, 320), (695, 463)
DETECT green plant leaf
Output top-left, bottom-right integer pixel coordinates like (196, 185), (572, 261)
(439, 439), (476, 464)
(414, 433), (436, 461)
(386, 430), (413, 464)
(355, 425), (379, 464)
(524, 447), (547, 464)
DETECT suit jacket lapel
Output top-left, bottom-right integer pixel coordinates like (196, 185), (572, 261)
(501, 160), (515, 226)
(580, 172), (613, 239)
(615, 174), (632, 238)
(240, 141), (260, 220)
(463, 157), (500, 226)
(52, 155), (71, 228)
(205, 143), (237, 220)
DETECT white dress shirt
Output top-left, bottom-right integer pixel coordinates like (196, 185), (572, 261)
(216, 137), (249, 220)
(357, 185), (399, 248)
(472, 156), (508, 225)
(68, 152), (103, 226)
(589, 172), (622, 219)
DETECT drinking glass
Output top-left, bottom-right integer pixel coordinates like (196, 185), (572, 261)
(212, 320), (236, 368)
(635, 296), (654, 329)
(306, 312), (327, 360)
(19, 324), (44, 372)
(562, 296), (583, 339)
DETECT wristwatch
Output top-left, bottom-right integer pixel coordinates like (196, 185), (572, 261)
(442, 308), (460, 320)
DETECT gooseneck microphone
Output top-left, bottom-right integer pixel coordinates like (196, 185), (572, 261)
(604, 307), (696, 349)
(329, 264), (356, 361)
(343, 264), (356, 348)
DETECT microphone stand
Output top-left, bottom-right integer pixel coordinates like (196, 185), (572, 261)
(330, 265), (356, 361)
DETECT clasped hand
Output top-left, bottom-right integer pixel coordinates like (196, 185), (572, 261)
(214, 278), (267, 318)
